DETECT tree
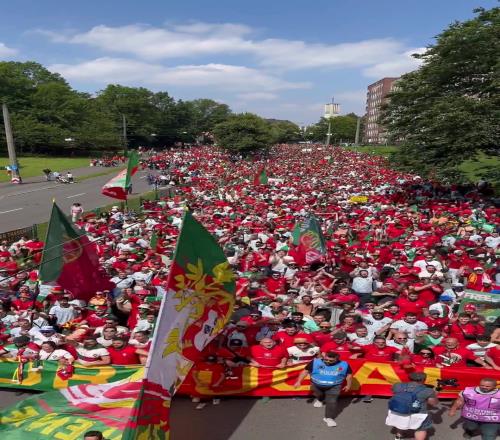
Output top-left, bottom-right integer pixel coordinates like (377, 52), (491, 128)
(381, 7), (500, 178)
(268, 120), (301, 144)
(188, 99), (231, 136)
(305, 115), (359, 143)
(213, 113), (274, 152)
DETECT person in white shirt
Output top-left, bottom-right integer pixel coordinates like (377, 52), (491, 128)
(386, 332), (415, 353)
(466, 336), (497, 360)
(287, 338), (320, 365)
(38, 341), (74, 362)
(9, 318), (40, 340)
(132, 267), (153, 284)
(363, 309), (392, 338)
(413, 256), (443, 272)
(351, 270), (374, 303)
(348, 326), (373, 346)
(48, 296), (76, 325)
(389, 313), (428, 340)
(33, 326), (64, 346)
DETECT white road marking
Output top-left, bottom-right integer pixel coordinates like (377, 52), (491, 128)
(66, 193), (86, 199)
(139, 176), (147, 179)
(5, 185), (59, 197)
(0, 208), (24, 214)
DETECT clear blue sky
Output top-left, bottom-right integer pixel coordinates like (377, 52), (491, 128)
(0, 0), (496, 124)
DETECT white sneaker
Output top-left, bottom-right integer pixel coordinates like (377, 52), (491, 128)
(191, 397), (201, 403)
(195, 403), (207, 410)
(313, 399), (324, 408)
(212, 398), (221, 405)
(323, 418), (337, 427)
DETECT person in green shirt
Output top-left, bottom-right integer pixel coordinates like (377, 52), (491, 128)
(415, 327), (443, 352)
(304, 314), (327, 334)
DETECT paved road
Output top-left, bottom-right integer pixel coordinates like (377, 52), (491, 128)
(0, 390), (468, 440)
(0, 169), (152, 233)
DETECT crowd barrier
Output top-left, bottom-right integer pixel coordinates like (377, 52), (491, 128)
(2, 359), (498, 398)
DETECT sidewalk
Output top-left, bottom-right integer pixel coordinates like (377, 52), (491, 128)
(0, 166), (120, 190)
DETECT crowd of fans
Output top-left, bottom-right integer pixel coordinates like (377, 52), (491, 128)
(0, 144), (498, 386)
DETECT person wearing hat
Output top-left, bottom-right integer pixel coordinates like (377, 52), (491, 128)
(467, 267), (492, 291)
(287, 337), (319, 365)
(294, 351), (352, 427)
(33, 325), (64, 346)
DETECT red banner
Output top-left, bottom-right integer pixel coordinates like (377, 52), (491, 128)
(179, 360), (500, 399)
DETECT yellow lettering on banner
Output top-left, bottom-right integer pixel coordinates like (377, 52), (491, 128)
(54, 418), (94, 440)
(103, 428), (123, 440)
(0, 406), (39, 424)
(352, 362), (400, 390)
(53, 365), (117, 389)
(25, 413), (58, 432)
(271, 365), (307, 392)
(0, 363), (42, 387)
(422, 367), (442, 387)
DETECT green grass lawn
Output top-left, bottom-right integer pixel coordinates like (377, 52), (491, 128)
(0, 157), (90, 182)
(459, 152), (499, 182)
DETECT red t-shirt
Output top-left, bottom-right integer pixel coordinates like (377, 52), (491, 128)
(411, 354), (437, 366)
(433, 346), (476, 367)
(361, 344), (399, 361)
(421, 316), (449, 330)
(485, 347), (500, 365)
(394, 298), (427, 316)
(272, 331), (313, 349)
(321, 341), (361, 360)
(446, 323), (484, 343)
(107, 345), (140, 365)
(310, 331), (333, 347)
(250, 345), (287, 367)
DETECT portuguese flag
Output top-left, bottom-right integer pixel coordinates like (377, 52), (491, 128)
(295, 215), (327, 264)
(39, 202), (114, 300)
(122, 210), (236, 439)
(253, 167), (268, 185)
(102, 150), (140, 200)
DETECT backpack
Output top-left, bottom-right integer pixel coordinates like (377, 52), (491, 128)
(388, 384), (423, 414)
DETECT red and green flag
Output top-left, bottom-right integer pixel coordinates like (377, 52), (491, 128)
(39, 202), (114, 300)
(253, 168), (268, 185)
(294, 215), (327, 264)
(102, 150), (140, 200)
(122, 210), (236, 439)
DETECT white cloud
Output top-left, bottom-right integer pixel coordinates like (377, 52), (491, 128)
(42, 22), (424, 74)
(363, 48), (426, 78)
(48, 57), (309, 92)
(236, 92), (278, 101)
(0, 42), (18, 58)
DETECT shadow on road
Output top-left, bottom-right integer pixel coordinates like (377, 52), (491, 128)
(170, 396), (257, 440)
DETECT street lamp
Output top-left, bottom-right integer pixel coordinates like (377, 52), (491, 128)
(324, 97), (340, 146)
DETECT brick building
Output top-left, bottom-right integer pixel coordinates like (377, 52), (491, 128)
(363, 77), (399, 144)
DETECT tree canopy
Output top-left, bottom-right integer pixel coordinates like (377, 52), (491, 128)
(305, 114), (359, 143)
(0, 62), (235, 156)
(213, 113), (275, 152)
(381, 6), (500, 180)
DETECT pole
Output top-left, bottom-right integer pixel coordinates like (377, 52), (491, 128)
(354, 117), (361, 146)
(122, 114), (128, 151)
(2, 103), (21, 183)
(325, 118), (332, 146)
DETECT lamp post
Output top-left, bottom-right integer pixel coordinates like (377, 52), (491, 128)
(323, 97), (340, 147)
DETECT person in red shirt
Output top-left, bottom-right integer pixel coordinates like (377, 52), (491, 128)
(321, 332), (361, 360)
(272, 323), (313, 349)
(107, 337), (140, 365)
(355, 336), (399, 361)
(484, 345), (500, 370)
(85, 306), (109, 328)
(265, 272), (286, 295)
(412, 277), (443, 304)
(411, 348), (437, 367)
(394, 291), (428, 317)
(421, 309), (449, 331)
(250, 338), (288, 368)
(311, 322), (334, 347)
(446, 313), (484, 344)
(328, 287), (360, 308)
(433, 338), (477, 368)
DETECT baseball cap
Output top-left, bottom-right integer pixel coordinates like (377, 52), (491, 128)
(439, 295), (453, 301)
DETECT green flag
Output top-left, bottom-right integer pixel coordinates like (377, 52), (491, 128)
(39, 202), (113, 300)
(253, 168), (268, 185)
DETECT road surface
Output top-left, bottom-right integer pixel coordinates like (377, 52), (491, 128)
(0, 390), (468, 439)
(0, 168), (152, 233)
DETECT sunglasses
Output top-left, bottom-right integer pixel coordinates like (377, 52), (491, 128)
(421, 352), (432, 355)
(396, 338), (408, 340)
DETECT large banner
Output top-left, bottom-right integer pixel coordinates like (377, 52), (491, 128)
(1, 359), (498, 398)
(459, 290), (500, 323)
(178, 360), (500, 399)
(0, 359), (140, 391)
